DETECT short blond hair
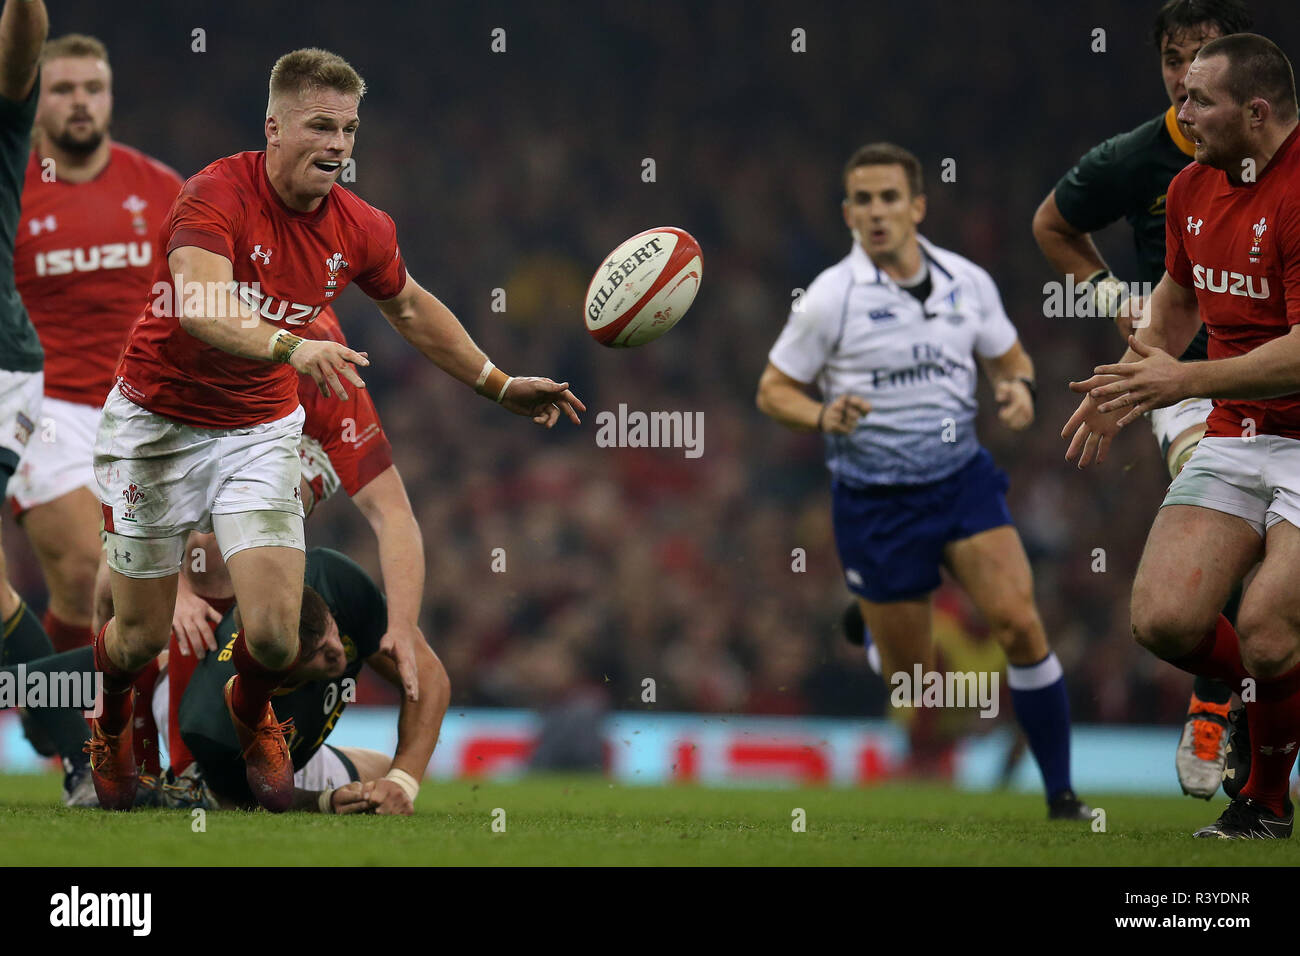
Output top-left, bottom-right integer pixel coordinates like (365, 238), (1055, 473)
(42, 33), (109, 66)
(267, 48), (365, 116)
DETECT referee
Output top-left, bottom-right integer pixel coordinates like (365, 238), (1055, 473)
(758, 142), (1088, 820)
(1032, 0), (1252, 800)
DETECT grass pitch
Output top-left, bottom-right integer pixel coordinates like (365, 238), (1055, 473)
(0, 772), (1295, 866)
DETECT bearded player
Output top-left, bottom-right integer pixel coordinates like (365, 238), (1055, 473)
(1066, 34), (1300, 838)
(8, 34), (181, 654)
(88, 48), (583, 812)
(1033, 0), (1252, 799)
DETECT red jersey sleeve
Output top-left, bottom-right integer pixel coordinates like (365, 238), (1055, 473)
(353, 208), (408, 301)
(166, 170), (246, 262)
(1164, 169), (1194, 288)
(1278, 196), (1300, 327)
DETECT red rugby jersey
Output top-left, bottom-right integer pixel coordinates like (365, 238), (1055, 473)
(1166, 124), (1300, 438)
(299, 307), (393, 498)
(115, 150), (407, 428)
(14, 143), (182, 406)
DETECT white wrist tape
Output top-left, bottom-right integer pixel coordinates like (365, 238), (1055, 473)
(268, 327), (292, 359)
(318, 788), (336, 814)
(475, 358), (494, 389)
(495, 376), (514, 404)
(384, 768), (420, 802)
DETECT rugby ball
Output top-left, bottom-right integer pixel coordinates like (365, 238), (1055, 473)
(584, 227), (702, 347)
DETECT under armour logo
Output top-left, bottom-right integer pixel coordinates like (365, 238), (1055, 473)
(1259, 741), (1297, 756)
(1186, 216), (1203, 235)
(250, 244), (272, 264)
(113, 549), (132, 564)
(28, 215), (56, 235)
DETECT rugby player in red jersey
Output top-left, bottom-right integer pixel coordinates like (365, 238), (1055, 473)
(1065, 34), (1300, 838)
(159, 306), (441, 787)
(88, 48), (582, 812)
(8, 34), (181, 653)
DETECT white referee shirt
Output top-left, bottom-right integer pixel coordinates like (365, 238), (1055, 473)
(769, 236), (1019, 487)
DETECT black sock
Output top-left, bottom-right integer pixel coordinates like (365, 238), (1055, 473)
(0, 645), (94, 760)
(1193, 674), (1234, 706)
(1, 600), (55, 666)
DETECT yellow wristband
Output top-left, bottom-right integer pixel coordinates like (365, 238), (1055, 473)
(384, 768), (420, 803)
(318, 788), (336, 814)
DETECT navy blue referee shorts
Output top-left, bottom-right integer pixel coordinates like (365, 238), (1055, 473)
(831, 447), (1013, 604)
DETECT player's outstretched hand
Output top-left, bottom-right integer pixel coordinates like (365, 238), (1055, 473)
(1061, 380), (1126, 468)
(172, 585), (221, 658)
(1081, 335), (1187, 426)
(330, 782), (372, 814)
(820, 394), (870, 435)
(378, 624), (422, 703)
(361, 778), (414, 815)
(499, 377), (586, 428)
(995, 380), (1034, 431)
(289, 339), (370, 400)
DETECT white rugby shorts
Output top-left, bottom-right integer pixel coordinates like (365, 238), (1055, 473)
(7, 395), (101, 513)
(1162, 434), (1300, 537)
(94, 384), (305, 576)
(0, 369), (43, 469)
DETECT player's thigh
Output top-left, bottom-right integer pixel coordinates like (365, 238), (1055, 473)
(942, 525), (1038, 636)
(107, 567), (179, 662)
(222, 540), (305, 656)
(336, 747), (393, 782)
(1131, 504), (1260, 651)
(855, 595), (933, 675)
(20, 487), (104, 590)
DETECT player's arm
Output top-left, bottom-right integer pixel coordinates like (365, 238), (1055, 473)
(755, 362), (868, 435)
(352, 465), (423, 703)
(1032, 190), (1109, 287)
(373, 274), (583, 428)
(0, 0), (46, 103)
(977, 340), (1035, 431)
(356, 641), (450, 815)
(1062, 273), (1202, 463)
(168, 245), (369, 400)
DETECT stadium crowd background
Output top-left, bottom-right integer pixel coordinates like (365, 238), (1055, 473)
(6, 0), (1299, 729)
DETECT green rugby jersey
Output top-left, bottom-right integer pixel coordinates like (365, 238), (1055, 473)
(0, 78), (42, 372)
(178, 548), (387, 804)
(1054, 106), (1207, 361)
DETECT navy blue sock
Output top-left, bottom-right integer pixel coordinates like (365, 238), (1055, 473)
(1007, 653), (1073, 801)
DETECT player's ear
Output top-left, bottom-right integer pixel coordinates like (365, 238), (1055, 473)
(911, 192), (927, 226)
(841, 197), (852, 230)
(265, 113), (279, 146)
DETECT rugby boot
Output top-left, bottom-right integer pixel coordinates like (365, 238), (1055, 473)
(224, 676), (294, 813)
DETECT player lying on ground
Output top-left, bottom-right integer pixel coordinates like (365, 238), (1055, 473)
(4, 547), (440, 813)
(757, 142), (1089, 819)
(1033, 0), (1253, 799)
(89, 47), (582, 812)
(1065, 34), (1300, 838)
